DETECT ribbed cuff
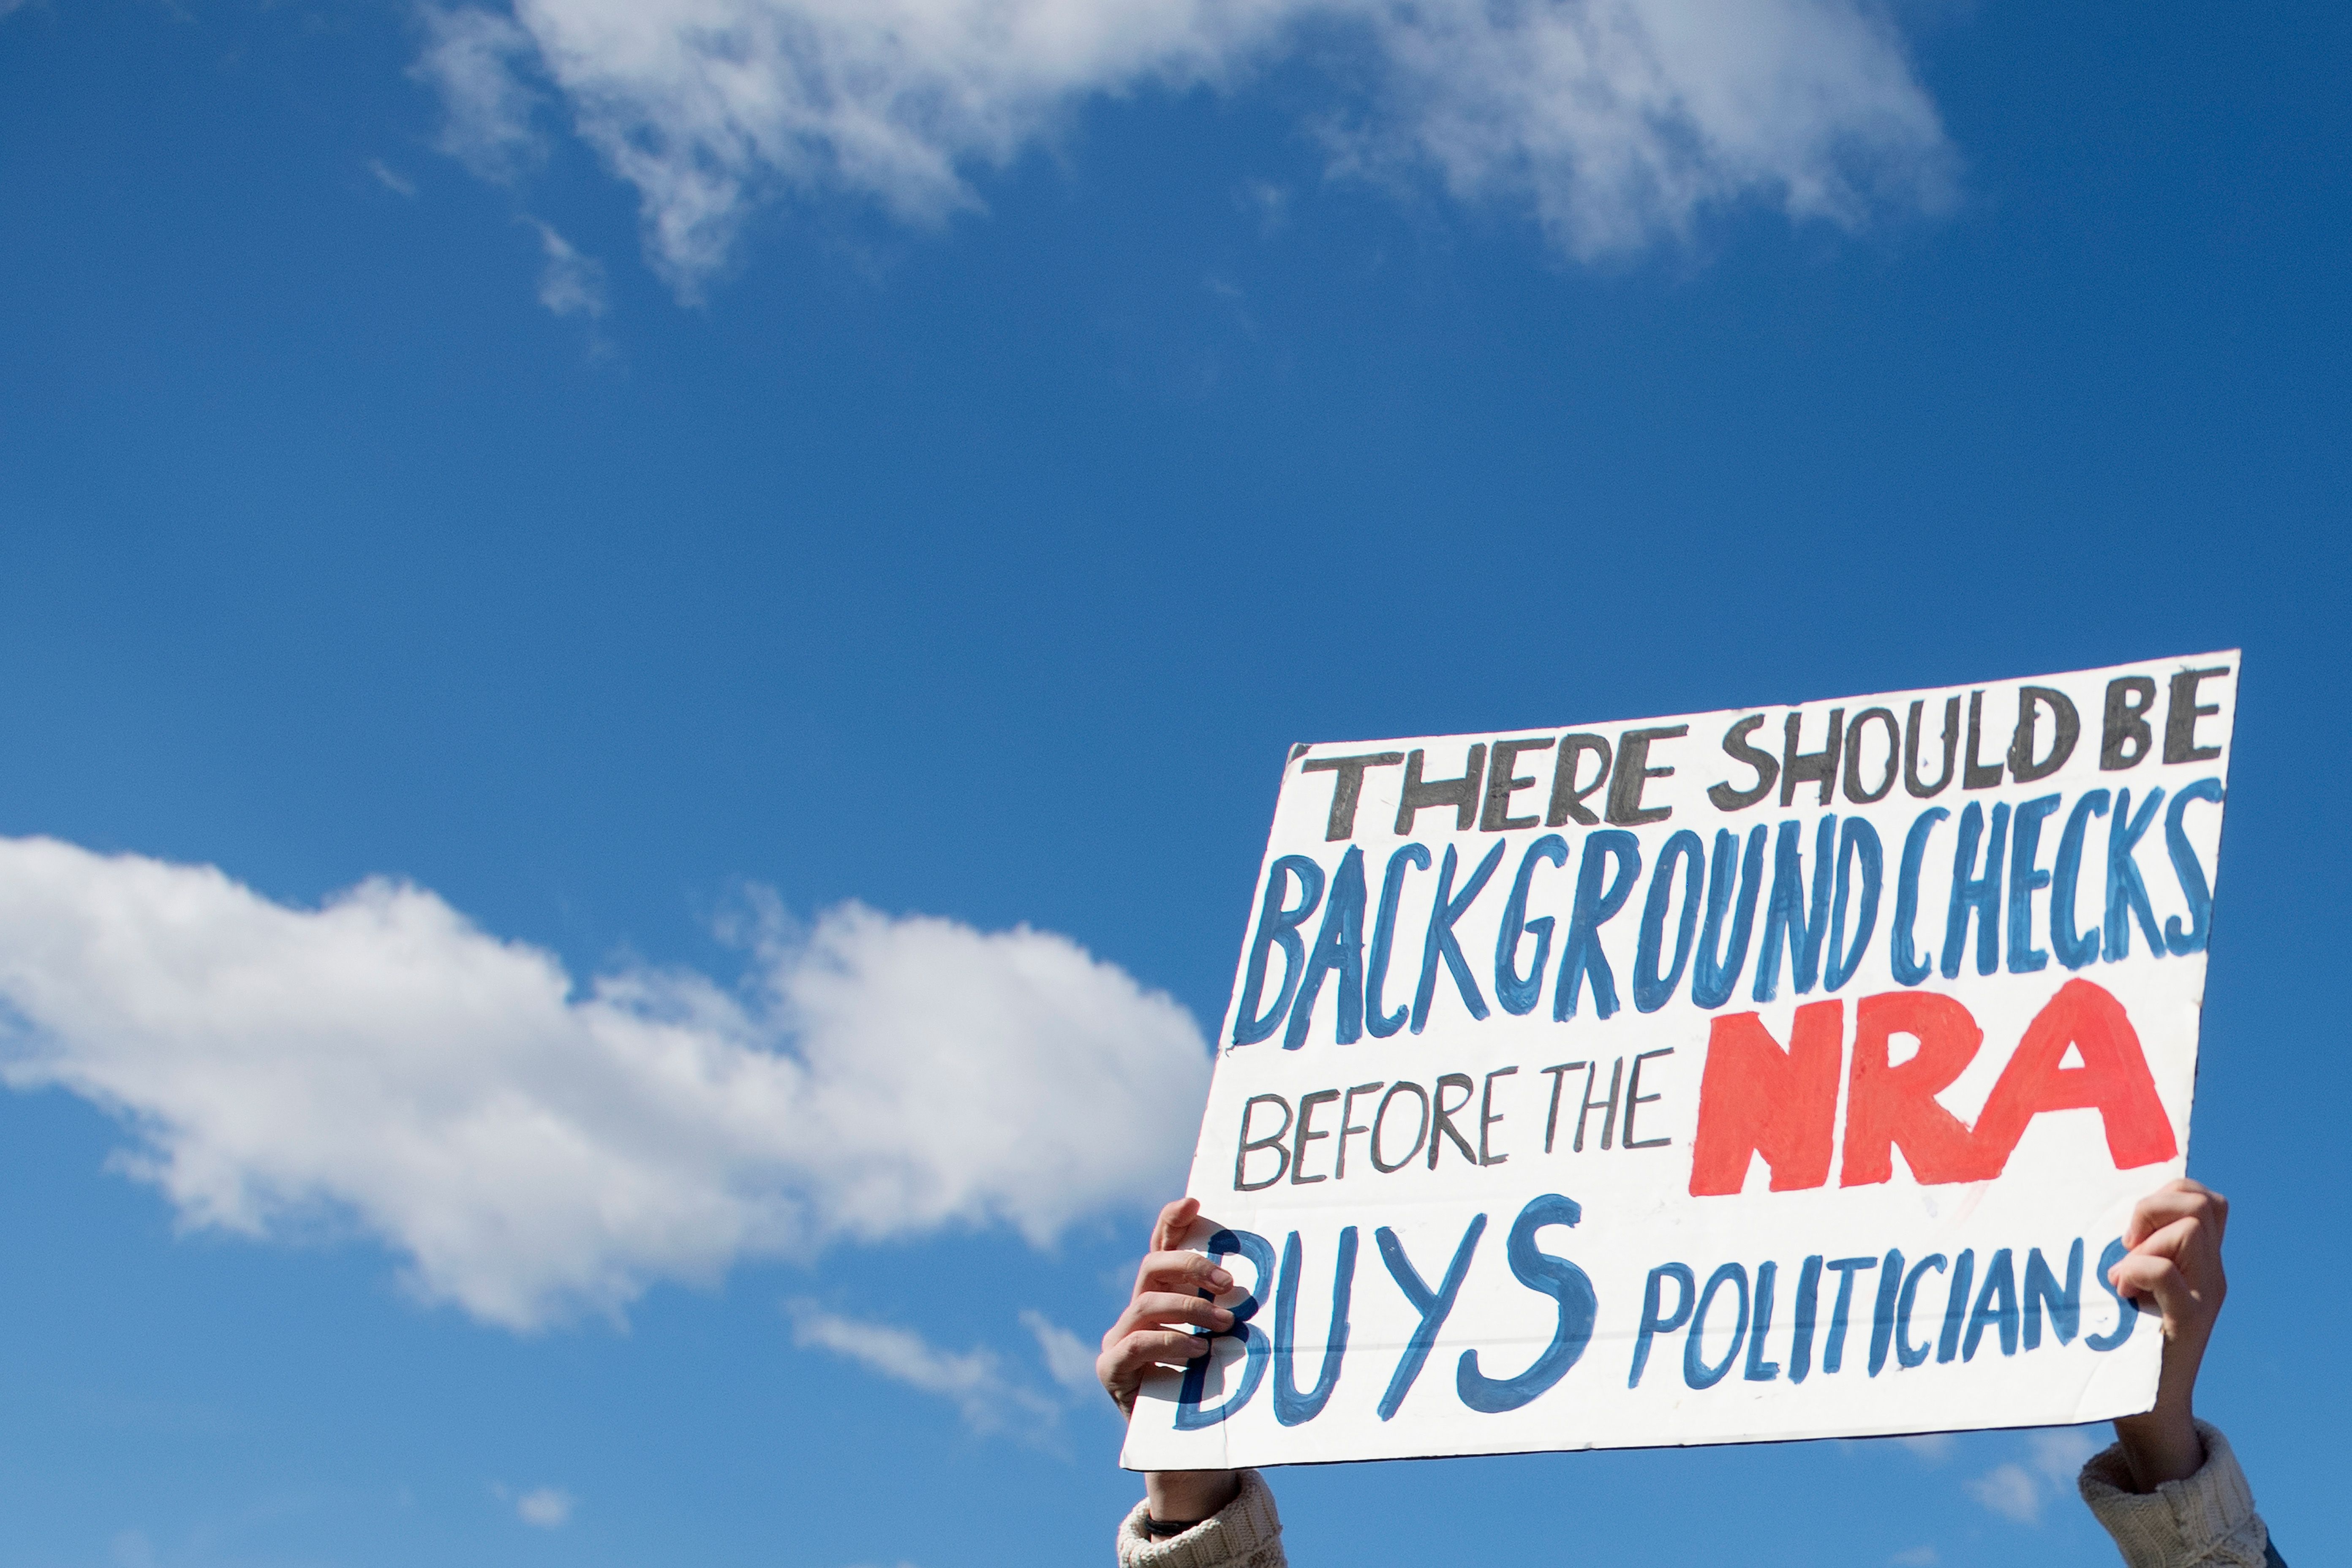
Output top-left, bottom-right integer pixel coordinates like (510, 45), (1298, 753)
(1117, 1471), (1285, 1568)
(2079, 1421), (2271, 1568)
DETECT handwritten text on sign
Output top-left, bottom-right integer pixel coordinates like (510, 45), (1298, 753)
(1123, 654), (2235, 1470)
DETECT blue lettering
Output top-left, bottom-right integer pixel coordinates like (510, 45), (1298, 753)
(1284, 846), (1367, 1048)
(1456, 1194), (1598, 1413)
(1412, 843), (1506, 1033)
(1890, 808), (1948, 986)
(1271, 1227), (1358, 1426)
(1493, 835), (1568, 1017)
(1233, 857), (1325, 1045)
(1365, 844), (1430, 1038)
(1374, 1214), (1486, 1419)
(1823, 817), (1883, 991)
(1691, 825), (1767, 1008)
(2006, 794), (2062, 973)
(2104, 788), (2167, 961)
(1176, 1228), (1275, 1428)
(2164, 779), (2224, 955)
(1554, 830), (1643, 1020)
(1633, 828), (1706, 1013)
(2051, 792), (2110, 970)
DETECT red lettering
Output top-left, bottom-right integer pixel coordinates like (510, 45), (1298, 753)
(1839, 991), (1983, 1187)
(1688, 983), (2177, 1196)
(1688, 1001), (1843, 1195)
(1966, 977), (2176, 1176)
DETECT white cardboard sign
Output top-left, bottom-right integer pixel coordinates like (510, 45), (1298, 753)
(1123, 654), (2236, 1471)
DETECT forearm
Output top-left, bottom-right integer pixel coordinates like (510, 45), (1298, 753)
(1145, 1470), (1240, 1525)
(2111, 1405), (2205, 1492)
(2110, 1321), (2207, 1490)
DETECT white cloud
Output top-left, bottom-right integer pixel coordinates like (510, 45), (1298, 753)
(515, 1485), (574, 1527)
(413, 4), (545, 181)
(2028, 1426), (2102, 1482)
(1895, 1432), (1954, 1463)
(1020, 1307), (1100, 1394)
(1955, 1429), (2100, 1527)
(418, 0), (1950, 292)
(1965, 1461), (2041, 1524)
(789, 1302), (1057, 1429)
(527, 218), (609, 317)
(369, 158), (420, 197)
(1888, 1549), (1937, 1568)
(0, 837), (1209, 1329)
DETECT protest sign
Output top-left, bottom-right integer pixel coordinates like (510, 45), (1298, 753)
(1122, 654), (2237, 1471)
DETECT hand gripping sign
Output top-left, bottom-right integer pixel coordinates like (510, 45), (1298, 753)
(1123, 654), (2236, 1470)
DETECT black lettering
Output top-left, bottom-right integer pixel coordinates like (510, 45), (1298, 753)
(1622, 1047), (1674, 1149)
(1289, 1089), (1340, 1185)
(2164, 667), (2229, 763)
(1478, 1066), (1519, 1165)
(1335, 1081), (1383, 1180)
(1540, 1060), (1588, 1154)
(1575, 1058), (1623, 1153)
(1608, 725), (1687, 825)
(1962, 690), (2005, 789)
(1481, 738), (1556, 831)
(2101, 676), (2158, 770)
(1843, 708), (1900, 803)
(1236, 1094), (1293, 1191)
(1429, 1072), (1479, 1169)
(1396, 745), (1488, 835)
(2008, 686), (2080, 782)
(1301, 752), (1406, 841)
(1780, 709), (1844, 808)
(1707, 716), (1778, 811)
(1904, 696), (1960, 798)
(1547, 735), (1613, 826)
(1371, 1082), (1429, 1173)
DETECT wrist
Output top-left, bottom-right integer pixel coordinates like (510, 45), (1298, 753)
(2112, 1402), (2204, 1492)
(1144, 1469), (1240, 1529)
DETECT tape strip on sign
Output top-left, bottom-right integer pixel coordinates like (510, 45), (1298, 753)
(1123, 652), (2236, 1470)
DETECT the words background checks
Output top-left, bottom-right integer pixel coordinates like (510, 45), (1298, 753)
(1124, 654), (2236, 1470)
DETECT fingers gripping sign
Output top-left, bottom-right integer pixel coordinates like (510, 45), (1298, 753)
(1175, 1228), (1275, 1431)
(1097, 1198), (1237, 1418)
(1100, 1198), (1259, 1533)
(2105, 1177), (2231, 1490)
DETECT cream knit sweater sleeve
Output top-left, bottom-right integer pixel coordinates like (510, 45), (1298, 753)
(2077, 1421), (2276, 1568)
(1113, 1423), (2277, 1568)
(1114, 1471), (1286, 1568)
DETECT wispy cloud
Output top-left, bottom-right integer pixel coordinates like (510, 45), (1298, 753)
(368, 158), (418, 198)
(525, 218), (608, 318)
(1895, 1433), (1955, 1463)
(0, 837), (1209, 1329)
(1962, 1426), (2104, 1526)
(413, 0), (1953, 295)
(412, 5), (542, 182)
(1965, 1462), (2041, 1524)
(2028, 1427), (2102, 1481)
(1889, 1548), (1937, 1567)
(1020, 1308), (1100, 1395)
(492, 1481), (576, 1527)
(789, 1303), (1058, 1431)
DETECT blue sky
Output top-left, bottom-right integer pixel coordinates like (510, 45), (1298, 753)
(0, 1), (2345, 1564)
